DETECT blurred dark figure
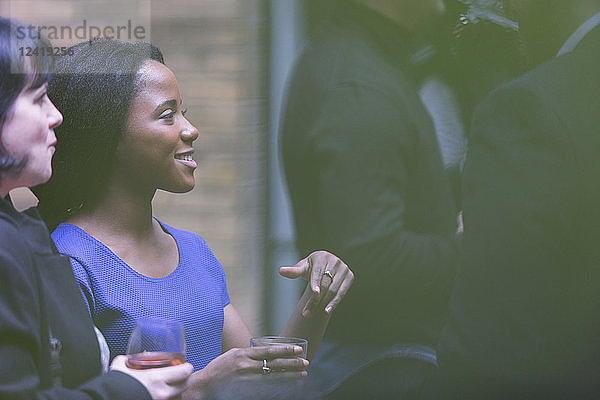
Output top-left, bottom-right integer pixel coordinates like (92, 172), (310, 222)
(438, 0), (600, 398)
(279, 0), (459, 398)
(417, 0), (526, 211)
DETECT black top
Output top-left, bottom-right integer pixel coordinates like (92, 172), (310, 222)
(438, 25), (600, 399)
(0, 196), (150, 400)
(280, 0), (458, 347)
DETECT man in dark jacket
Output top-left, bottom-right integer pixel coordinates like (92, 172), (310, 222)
(438, 1), (600, 398)
(279, 1), (458, 398)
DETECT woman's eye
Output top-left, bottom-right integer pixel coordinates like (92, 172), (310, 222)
(159, 109), (175, 120)
(37, 93), (47, 104)
(181, 108), (188, 117)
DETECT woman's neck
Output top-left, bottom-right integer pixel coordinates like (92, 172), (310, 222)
(67, 179), (156, 239)
(66, 181), (180, 279)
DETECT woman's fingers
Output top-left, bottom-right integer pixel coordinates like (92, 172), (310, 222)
(265, 356), (309, 372)
(302, 252), (353, 316)
(307, 252), (325, 295)
(243, 346), (309, 377)
(280, 250), (353, 317)
(247, 344), (304, 360)
(110, 355), (193, 400)
(254, 356), (309, 377)
(300, 251), (335, 316)
(278, 259), (307, 279)
(158, 362), (195, 384)
(317, 259), (354, 313)
(258, 370), (308, 379)
(316, 267), (342, 313)
(110, 355), (194, 382)
(323, 267), (354, 313)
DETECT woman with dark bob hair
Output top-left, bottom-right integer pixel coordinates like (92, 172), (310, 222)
(33, 37), (354, 398)
(0, 17), (193, 400)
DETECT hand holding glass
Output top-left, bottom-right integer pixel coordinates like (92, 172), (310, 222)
(126, 318), (185, 369)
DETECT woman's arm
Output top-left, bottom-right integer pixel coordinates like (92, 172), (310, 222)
(184, 252), (352, 398)
(220, 251), (353, 360)
(218, 251), (353, 360)
(221, 304), (253, 350)
(279, 251), (354, 360)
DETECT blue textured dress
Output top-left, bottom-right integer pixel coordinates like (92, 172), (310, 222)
(51, 221), (230, 372)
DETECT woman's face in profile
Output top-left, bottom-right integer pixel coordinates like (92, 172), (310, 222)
(1, 83), (62, 190)
(115, 60), (199, 194)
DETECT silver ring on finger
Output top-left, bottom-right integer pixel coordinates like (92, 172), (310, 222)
(261, 359), (271, 375)
(322, 270), (334, 281)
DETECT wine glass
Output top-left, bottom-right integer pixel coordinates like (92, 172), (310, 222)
(126, 317), (185, 369)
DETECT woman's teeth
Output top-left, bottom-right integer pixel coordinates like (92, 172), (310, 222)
(176, 154), (193, 161)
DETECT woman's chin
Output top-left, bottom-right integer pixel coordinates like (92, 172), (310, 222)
(20, 167), (53, 190)
(163, 181), (195, 194)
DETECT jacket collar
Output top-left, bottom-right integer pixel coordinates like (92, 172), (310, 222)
(0, 193), (18, 217)
(557, 11), (600, 56)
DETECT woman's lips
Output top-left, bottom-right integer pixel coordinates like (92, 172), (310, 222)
(174, 152), (197, 169)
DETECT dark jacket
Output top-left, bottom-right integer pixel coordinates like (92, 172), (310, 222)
(0, 196), (150, 400)
(438, 24), (600, 399)
(280, 1), (457, 347)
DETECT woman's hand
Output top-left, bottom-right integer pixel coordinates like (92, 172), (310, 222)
(184, 345), (308, 399)
(111, 355), (193, 400)
(280, 250), (354, 318)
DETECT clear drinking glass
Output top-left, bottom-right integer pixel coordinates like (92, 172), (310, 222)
(250, 336), (308, 359)
(126, 317), (185, 369)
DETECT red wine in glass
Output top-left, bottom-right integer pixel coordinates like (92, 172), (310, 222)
(126, 318), (185, 369)
(126, 351), (185, 369)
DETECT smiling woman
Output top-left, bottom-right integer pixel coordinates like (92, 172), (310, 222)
(117, 60), (199, 195)
(33, 38), (353, 399)
(34, 39), (167, 228)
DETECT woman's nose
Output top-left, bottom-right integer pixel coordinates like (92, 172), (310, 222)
(181, 122), (199, 143)
(47, 99), (63, 129)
